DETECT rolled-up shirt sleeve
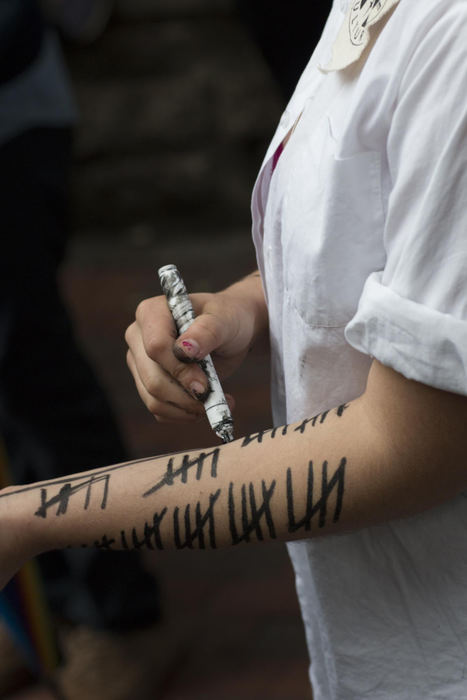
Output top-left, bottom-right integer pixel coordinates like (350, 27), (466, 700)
(345, 5), (467, 396)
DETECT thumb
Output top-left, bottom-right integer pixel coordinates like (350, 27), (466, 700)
(173, 311), (229, 364)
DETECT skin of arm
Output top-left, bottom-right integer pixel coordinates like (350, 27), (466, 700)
(2, 357), (467, 591)
(2, 272), (467, 587)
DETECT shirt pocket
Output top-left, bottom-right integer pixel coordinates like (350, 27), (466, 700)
(282, 130), (386, 328)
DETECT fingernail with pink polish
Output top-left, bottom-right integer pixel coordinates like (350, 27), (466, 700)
(174, 338), (200, 362)
(182, 339), (199, 354)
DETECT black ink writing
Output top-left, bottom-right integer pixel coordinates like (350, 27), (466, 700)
(93, 534), (116, 550)
(143, 449), (220, 498)
(35, 474), (110, 519)
(241, 430), (268, 447)
(241, 425), (289, 447)
(294, 404), (350, 435)
(287, 458), (346, 532)
(173, 489), (221, 549)
(0, 452), (192, 503)
(336, 402), (350, 417)
(228, 479), (277, 544)
(241, 404), (350, 447)
(270, 425), (289, 439)
(121, 508), (168, 551)
(294, 413), (329, 434)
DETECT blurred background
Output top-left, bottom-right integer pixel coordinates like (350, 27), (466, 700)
(64, 0), (282, 457)
(1, 0), (331, 697)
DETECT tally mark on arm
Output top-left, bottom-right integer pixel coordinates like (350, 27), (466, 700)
(286, 457), (346, 532)
(142, 448), (220, 498)
(241, 404), (351, 447)
(35, 473), (110, 519)
(228, 479), (277, 545)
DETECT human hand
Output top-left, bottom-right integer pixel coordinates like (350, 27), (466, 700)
(125, 274), (268, 423)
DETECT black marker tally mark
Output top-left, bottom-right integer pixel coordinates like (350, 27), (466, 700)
(93, 534), (116, 550)
(242, 405), (350, 447)
(35, 474), (110, 519)
(287, 457), (346, 532)
(294, 404), (350, 435)
(121, 507), (168, 551)
(142, 449), (220, 498)
(241, 425), (289, 447)
(173, 489), (221, 550)
(228, 479), (277, 544)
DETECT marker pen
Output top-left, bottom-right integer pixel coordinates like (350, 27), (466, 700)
(158, 264), (235, 443)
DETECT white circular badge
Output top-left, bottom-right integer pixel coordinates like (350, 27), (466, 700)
(348, 0), (388, 46)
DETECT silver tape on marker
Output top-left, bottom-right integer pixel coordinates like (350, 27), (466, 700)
(158, 264), (234, 443)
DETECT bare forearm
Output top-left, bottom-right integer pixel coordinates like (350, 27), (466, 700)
(1, 416), (348, 555)
(3, 364), (466, 562)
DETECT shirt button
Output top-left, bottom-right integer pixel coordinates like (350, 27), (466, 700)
(280, 110), (291, 129)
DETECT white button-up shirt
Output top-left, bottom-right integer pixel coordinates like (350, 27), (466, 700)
(252, 1), (467, 697)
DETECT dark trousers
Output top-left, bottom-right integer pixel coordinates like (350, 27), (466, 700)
(0, 128), (160, 630)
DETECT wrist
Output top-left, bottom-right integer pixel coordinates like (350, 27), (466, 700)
(0, 486), (32, 588)
(223, 271), (269, 347)
(1, 485), (47, 561)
